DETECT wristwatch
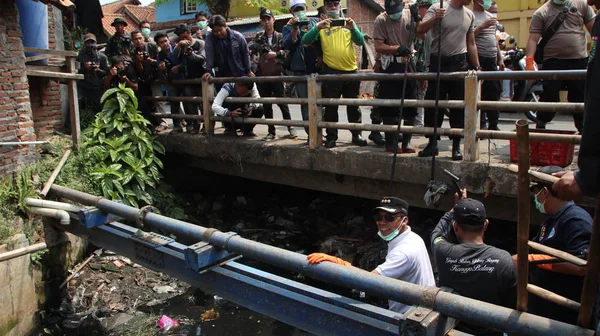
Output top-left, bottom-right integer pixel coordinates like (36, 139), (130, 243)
(474, 66), (482, 71)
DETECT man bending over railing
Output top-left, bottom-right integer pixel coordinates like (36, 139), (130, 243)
(212, 81), (264, 137)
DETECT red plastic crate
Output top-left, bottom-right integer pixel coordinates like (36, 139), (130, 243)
(509, 129), (575, 167)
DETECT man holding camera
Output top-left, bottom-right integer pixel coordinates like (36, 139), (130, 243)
(302, 0), (367, 149)
(104, 56), (138, 91)
(252, 8), (296, 140)
(212, 81), (264, 137)
(105, 18), (132, 61)
(155, 32), (187, 134)
(131, 30), (164, 131)
(77, 33), (108, 113)
(374, 0), (421, 154)
(172, 24), (206, 135)
(283, 0), (320, 136)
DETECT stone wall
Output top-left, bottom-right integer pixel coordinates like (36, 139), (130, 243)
(0, 0), (37, 176)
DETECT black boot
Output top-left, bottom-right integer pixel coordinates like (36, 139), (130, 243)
(452, 138), (463, 161)
(352, 134), (367, 146)
(368, 132), (385, 145)
(324, 137), (337, 148)
(418, 140), (438, 157)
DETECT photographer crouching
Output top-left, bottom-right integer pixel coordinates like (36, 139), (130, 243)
(212, 81), (264, 137)
(104, 56), (138, 91)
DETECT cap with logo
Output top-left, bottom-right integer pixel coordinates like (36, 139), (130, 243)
(84, 33), (97, 42)
(290, 0), (307, 10)
(385, 0), (403, 15)
(260, 7), (274, 19)
(374, 196), (409, 215)
(111, 17), (128, 27)
(453, 198), (486, 227)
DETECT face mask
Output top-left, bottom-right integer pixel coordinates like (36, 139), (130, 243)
(553, 0), (567, 4)
(327, 10), (340, 19)
(197, 21), (208, 29)
(377, 218), (405, 242)
(294, 10), (307, 20)
(480, 0), (492, 10)
(490, 13), (498, 18)
(141, 28), (151, 38)
(534, 190), (547, 214)
(389, 12), (403, 20)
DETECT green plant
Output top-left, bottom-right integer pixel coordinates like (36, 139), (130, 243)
(82, 83), (165, 207)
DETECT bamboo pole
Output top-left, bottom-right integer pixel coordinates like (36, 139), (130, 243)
(40, 150), (71, 198)
(0, 242), (47, 263)
(516, 119), (531, 311)
(463, 71), (480, 162)
(527, 284), (581, 312)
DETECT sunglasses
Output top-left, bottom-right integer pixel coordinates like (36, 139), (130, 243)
(374, 213), (401, 222)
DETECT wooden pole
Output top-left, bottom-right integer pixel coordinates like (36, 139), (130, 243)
(40, 149), (71, 198)
(463, 71), (480, 162)
(308, 74), (322, 150)
(516, 119), (530, 311)
(527, 284), (580, 312)
(65, 56), (80, 150)
(202, 77), (213, 136)
(577, 195), (600, 327)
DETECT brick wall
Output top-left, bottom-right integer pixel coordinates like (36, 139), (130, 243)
(0, 0), (38, 175)
(29, 5), (63, 138)
(348, 0), (382, 38)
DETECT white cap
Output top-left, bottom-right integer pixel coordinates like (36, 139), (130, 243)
(290, 0), (307, 9)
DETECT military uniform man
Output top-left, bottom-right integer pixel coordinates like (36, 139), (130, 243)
(252, 8), (296, 140)
(105, 18), (132, 61)
(473, 0), (503, 130)
(417, 0), (480, 161)
(374, 0), (421, 153)
(526, 0), (595, 131)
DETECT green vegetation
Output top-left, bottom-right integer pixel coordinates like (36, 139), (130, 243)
(0, 167), (38, 244)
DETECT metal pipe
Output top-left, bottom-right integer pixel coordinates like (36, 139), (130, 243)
(478, 101), (584, 113)
(29, 207), (70, 225)
(212, 116), (308, 128)
(477, 70), (586, 81)
(516, 119), (531, 312)
(477, 130), (581, 144)
(153, 114), (206, 121)
(316, 98), (465, 109)
(0, 141), (49, 146)
(527, 284), (581, 312)
(577, 195), (600, 327)
(316, 72), (468, 82)
(226, 97), (309, 105)
(528, 241), (587, 267)
(47, 184), (595, 336)
(208, 76), (308, 84)
(25, 198), (81, 213)
(0, 242), (47, 263)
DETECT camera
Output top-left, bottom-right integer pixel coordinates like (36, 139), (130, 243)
(163, 58), (173, 69)
(240, 109), (250, 117)
(142, 51), (150, 59)
(120, 35), (131, 47)
(117, 67), (127, 78)
(185, 46), (193, 54)
(89, 61), (99, 69)
(331, 19), (346, 27)
(295, 19), (310, 28)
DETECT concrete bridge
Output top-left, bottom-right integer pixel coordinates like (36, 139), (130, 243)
(158, 111), (580, 222)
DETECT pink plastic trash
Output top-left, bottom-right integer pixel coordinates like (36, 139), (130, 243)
(157, 315), (179, 329)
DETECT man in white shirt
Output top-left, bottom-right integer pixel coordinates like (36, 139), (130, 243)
(307, 196), (436, 314)
(212, 81), (264, 136)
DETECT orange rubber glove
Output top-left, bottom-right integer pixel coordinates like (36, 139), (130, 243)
(515, 254), (586, 276)
(307, 253), (352, 266)
(525, 56), (536, 71)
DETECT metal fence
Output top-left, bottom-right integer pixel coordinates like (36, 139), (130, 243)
(151, 69), (586, 162)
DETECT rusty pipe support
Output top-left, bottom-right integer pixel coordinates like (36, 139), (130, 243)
(516, 119), (531, 312)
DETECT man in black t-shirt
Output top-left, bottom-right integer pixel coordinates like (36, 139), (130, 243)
(431, 193), (516, 336)
(104, 56), (138, 91)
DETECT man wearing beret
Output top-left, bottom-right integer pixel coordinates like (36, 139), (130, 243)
(431, 191), (516, 335)
(308, 196), (435, 314)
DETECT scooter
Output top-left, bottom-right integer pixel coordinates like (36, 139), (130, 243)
(502, 37), (543, 123)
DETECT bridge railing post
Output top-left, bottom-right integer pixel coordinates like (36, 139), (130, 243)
(202, 78), (214, 136)
(463, 70), (480, 162)
(308, 74), (322, 149)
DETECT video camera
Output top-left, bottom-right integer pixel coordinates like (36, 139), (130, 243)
(120, 35), (131, 48)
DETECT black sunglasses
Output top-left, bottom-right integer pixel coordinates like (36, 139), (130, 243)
(374, 213), (401, 222)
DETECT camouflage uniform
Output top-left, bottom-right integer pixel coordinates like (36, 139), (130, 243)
(105, 33), (133, 62)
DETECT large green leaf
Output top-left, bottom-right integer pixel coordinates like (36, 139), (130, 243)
(101, 88), (120, 104)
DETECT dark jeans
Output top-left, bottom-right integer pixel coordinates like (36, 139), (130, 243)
(378, 62), (417, 147)
(257, 82), (291, 134)
(137, 82), (162, 127)
(78, 85), (103, 113)
(168, 84), (201, 129)
(479, 56), (501, 128)
(321, 65), (362, 140)
(223, 106), (265, 134)
(424, 54), (469, 140)
(539, 58), (587, 131)
(294, 72), (309, 134)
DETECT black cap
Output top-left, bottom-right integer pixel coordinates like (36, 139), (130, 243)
(111, 17), (128, 27)
(531, 165), (565, 194)
(374, 196), (409, 215)
(260, 7), (274, 19)
(454, 198), (486, 226)
(174, 23), (191, 36)
(385, 0), (403, 15)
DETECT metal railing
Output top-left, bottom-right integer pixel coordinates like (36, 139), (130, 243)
(150, 69), (586, 162)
